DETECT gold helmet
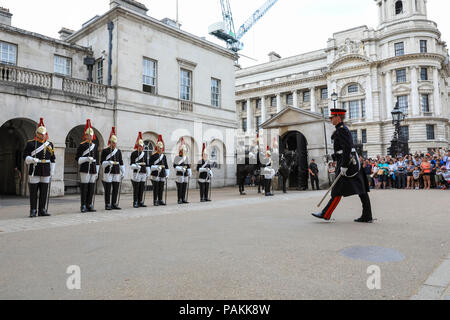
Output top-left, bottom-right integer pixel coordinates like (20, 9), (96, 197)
(36, 126), (47, 135)
(110, 135), (118, 144)
(138, 139), (144, 147)
(85, 128), (95, 137)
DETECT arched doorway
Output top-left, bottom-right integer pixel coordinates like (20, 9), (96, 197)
(0, 118), (37, 197)
(280, 131), (309, 190)
(64, 125), (104, 194)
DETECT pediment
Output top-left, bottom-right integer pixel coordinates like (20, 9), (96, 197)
(261, 107), (324, 129)
(392, 84), (411, 94)
(330, 54), (371, 71)
(418, 83), (434, 91)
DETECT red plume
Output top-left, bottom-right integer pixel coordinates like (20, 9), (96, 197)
(82, 119), (96, 141)
(157, 135), (165, 152)
(37, 117), (49, 141)
(134, 132), (143, 150)
(202, 143), (206, 157)
(108, 127), (116, 147)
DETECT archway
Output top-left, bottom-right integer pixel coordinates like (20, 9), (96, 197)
(280, 131), (309, 190)
(64, 125), (104, 194)
(0, 118), (37, 197)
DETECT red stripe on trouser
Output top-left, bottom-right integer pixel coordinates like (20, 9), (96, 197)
(324, 196), (341, 220)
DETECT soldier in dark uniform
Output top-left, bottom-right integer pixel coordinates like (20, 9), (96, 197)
(101, 127), (125, 211)
(23, 118), (55, 218)
(197, 143), (213, 202)
(149, 135), (169, 206)
(261, 146), (275, 196)
(312, 109), (373, 223)
(130, 132), (150, 208)
(75, 120), (99, 213)
(174, 138), (192, 204)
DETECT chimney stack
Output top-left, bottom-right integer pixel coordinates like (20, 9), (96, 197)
(110, 0), (148, 15)
(0, 7), (12, 26)
(268, 51), (281, 62)
(58, 28), (75, 40)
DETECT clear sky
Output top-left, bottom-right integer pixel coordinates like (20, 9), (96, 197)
(1, 0), (449, 68)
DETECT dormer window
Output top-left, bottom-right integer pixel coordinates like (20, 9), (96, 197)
(395, 1), (403, 15)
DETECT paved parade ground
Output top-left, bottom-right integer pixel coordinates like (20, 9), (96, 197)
(0, 188), (449, 300)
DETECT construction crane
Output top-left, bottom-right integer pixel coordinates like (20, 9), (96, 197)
(209, 0), (279, 53)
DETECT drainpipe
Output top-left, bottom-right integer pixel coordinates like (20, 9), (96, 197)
(107, 21), (114, 87)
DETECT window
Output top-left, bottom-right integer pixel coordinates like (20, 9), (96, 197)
(349, 100), (360, 119)
(286, 94), (293, 106)
(397, 95), (408, 114)
(361, 99), (366, 118)
(362, 129), (367, 144)
(322, 107), (329, 118)
(0, 41), (17, 65)
(420, 67), (428, 80)
(210, 146), (220, 169)
(96, 59), (103, 84)
(350, 130), (358, 145)
(396, 69), (406, 83)
(270, 96), (277, 107)
(211, 78), (220, 107)
(348, 84), (359, 94)
(242, 101), (247, 111)
(395, 1), (403, 14)
(143, 58), (157, 94)
(303, 91), (310, 102)
(180, 68), (192, 101)
(426, 125), (435, 140)
(321, 88), (328, 100)
(421, 94), (430, 113)
(420, 40), (427, 53)
(242, 119), (247, 132)
(399, 126), (409, 141)
(255, 116), (262, 129)
(395, 42), (405, 56)
(54, 55), (71, 76)
(256, 99), (261, 109)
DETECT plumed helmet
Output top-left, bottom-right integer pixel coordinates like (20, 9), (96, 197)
(36, 118), (48, 139)
(108, 127), (117, 146)
(156, 135), (165, 152)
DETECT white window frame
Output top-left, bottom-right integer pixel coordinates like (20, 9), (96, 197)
(211, 78), (221, 107)
(0, 41), (17, 65)
(54, 55), (72, 76)
(143, 57), (157, 94)
(180, 68), (192, 101)
(395, 42), (405, 57)
(96, 59), (104, 84)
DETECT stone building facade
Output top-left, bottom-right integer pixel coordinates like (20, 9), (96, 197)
(0, 0), (237, 197)
(236, 0), (450, 160)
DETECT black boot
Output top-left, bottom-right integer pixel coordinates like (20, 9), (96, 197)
(87, 183), (97, 212)
(139, 182), (147, 207)
(177, 183), (183, 204)
(158, 181), (166, 206)
(312, 211), (326, 219)
(112, 182), (121, 210)
(103, 181), (112, 211)
(132, 181), (139, 208)
(182, 183), (189, 204)
(265, 179), (274, 196)
(152, 180), (159, 206)
(38, 183), (51, 217)
(80, 183), (88, 213)
(199, 182), (205, 202)
(29, 183), (39, 218)
(205, 183), (211, 201)
(355, 193), (374, 223)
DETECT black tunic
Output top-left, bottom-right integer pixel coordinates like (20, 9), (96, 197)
(331, 122), (369, 197)
(173, 156), (190, 177)
(23, 139), (56, 177)
(130, 150), (149, 174)
(149, 153), (168, 179)
(76, 140), (99, 174)
(101, 147), (124, 175)
(197, 160), (211, 180)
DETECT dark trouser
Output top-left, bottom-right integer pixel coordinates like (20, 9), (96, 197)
(199, 182), (210, 200)
(396, 173), (406, 189)
(152, 180), (159, 203)
(321, 193), (372, 221)
(132, 181), (139, 205)
(258, 175), (263, 193)
(87, 183), (96, 208)
(29, 183), (49, 213)
(310, 174), (320, 190)
(138, 182), (146, 204)
(103, 181), (112, 206)
(80, 183), (88, 208)
(265, 179), (272, 195)
(158, 181), (165, 202)
(176, 182), (188, 202)
(112, 182), (120, 206)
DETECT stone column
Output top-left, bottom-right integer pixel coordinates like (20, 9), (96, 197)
(365, 73), (373, 121)
(310, 87), (316, 113)
(433, 67), (441, 116)
(261, 96), (267, 123)
(410, 67), (420, 116)
(247, 98), (253, 133)
(292, 90), (298, 108)
(276, 93), (282, 113)
(385, 70), (393, 119)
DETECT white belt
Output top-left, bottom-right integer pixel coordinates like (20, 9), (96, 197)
(336, 148), (356, 155)
(36, 160), (51, 164)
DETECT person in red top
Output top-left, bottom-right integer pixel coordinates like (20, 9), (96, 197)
(420, 157), (432, 190)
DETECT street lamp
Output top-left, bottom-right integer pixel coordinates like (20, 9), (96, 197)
(331, 91), (338, 108)
(389, 102), (408, 157)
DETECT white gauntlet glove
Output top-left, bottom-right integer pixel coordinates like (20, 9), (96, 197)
(341, 167), (348, 176)
(50, 163), (56, 177)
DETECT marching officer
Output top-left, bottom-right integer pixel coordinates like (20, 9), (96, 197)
(312, 108), (373, 223)
(174, 138), (192, 204)
(149, 135), (169, 206)
(101, 127), (125, 211)
(197, 143), (213, 202)
(130, 132), (150, 208)
(76, 119), (99, 213)
(261, 146), (276, 196)
(23, 118), (55, 218)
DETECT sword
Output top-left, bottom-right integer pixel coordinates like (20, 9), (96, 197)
(117, 176), (123, 206)
(165, 177), (168, 204)
(317, 172), (344, 208)
(45, 176), (52, 212)
(186, 175), (190, 202)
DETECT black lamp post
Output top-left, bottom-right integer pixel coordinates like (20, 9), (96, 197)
(331, 91), (338, 109)
(389, 103), (408, 157)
